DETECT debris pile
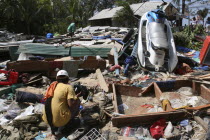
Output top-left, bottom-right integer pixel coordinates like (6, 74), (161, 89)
(0, 26), (210, 140)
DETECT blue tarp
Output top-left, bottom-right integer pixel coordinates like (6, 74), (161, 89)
(92, 35), (111, 40)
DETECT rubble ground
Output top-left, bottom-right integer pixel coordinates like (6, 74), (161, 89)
(0, 27), (210, 140)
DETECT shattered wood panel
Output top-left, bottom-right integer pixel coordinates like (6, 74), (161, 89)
(187, 104), (210, 110)
(200, 84), (210, 102)
(154, 82), (162, 100)
(157, 80), (192, 92)
(79, 59), (106, 70)
(115, 85), (143, 97)
(112, 84), (119, 113)
(112, 111), (189, 127)
(7, 61), (50, 72)
(192, 81), (201, 95)
(96, 69), (109, 92)
(112, 80), (210, 126)
(174, 80), (192, 90)
(108, 54), (114, 65)
(111, 84), (154, 97)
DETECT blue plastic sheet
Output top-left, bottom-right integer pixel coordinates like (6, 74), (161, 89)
(110, 38), (124, 45)
(92, 35), (111, 40)
(156, 80), (176, 91)
(176, 46), (192, 53)
(193, 66), (209, 71)
(180, 119), (189, 126)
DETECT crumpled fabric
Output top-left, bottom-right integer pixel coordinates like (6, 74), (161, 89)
(109, 65), (121, 72)
(16, 91), (43, 104)
(175, 63), (193, 75)
(193, 66), (209, 71)
(43, 81), (58, 101)
(124, 56), (136, 75)
(124, 56), (136, 65)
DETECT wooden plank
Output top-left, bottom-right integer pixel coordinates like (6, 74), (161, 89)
(194, 116), (208, 132)
(112, 110), (189, 127)
(186, 104), (210, 110)
(96, 69), (109, 92)
(115, 84), (144, 97)
(154, 82), (162, 100)
(196, 74), (210, 79)
(112, 84), (119, 114)
(200, 84), (210, 102)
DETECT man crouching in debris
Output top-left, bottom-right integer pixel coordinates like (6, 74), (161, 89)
(42, 70), (80, 137)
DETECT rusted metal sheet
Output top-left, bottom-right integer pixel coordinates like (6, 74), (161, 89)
(112, 110), (189, 127)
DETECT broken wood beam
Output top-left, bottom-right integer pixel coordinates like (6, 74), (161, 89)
(103, 110), (112, 117)
(194, 116), (208, 132)
(96, 69), (109, 92)
(112, 84), (119, 114)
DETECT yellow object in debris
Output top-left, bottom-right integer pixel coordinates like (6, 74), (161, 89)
(174, 106), (189, 110)
(162, 99), (171, 111)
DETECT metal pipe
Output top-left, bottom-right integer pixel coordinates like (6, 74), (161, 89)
(114, 47), (120, 76)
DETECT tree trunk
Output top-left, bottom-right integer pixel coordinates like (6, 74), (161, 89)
(27, 24), (30, 35)
(180, 0), (186, 26)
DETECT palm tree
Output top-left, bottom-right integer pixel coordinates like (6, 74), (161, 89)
(113, 1), (136, 27)
(197, 8), (208, 26)
(172, 0), (188, 26)
(173, 0), (206, 26)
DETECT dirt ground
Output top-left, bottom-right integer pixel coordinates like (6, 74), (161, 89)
(117, 95), (160, 115)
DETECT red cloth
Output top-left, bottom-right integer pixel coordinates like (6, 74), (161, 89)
(0, 69), (19, 86)
(44, 81), (58, 101)
(109, 65), (121, 72)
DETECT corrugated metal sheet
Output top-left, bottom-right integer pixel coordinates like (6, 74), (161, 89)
(18, 43), (112, 57)
(70, 46), (111, 57)
(18, 43), (69, 56)
(89, 1), (171, 21)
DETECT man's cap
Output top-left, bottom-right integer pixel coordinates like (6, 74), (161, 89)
(57, 70), (69, 77)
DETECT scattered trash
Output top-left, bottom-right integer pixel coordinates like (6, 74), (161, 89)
(150, 119), (166, 139)
(0, 1), (210, 139)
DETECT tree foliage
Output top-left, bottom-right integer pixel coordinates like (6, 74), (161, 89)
(0, 0), (141, 35)
(197, 8), (208, 25)
(113, 1), (137, 27)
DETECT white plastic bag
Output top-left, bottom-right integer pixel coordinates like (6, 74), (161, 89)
(164, 121), (173, 138)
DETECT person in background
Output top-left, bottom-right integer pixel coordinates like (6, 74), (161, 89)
(196, 15), (203, 25)
(67, 22), (76, 37)
(205, 17), (210, 34)
(42, 70), (80, 137)
(192, 17), (197, 26)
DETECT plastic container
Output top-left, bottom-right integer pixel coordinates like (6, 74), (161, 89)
(46, 33), (53, 38)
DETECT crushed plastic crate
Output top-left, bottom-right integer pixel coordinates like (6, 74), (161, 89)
(80, 128), (106, 140)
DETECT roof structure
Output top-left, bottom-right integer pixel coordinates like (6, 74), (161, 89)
(89, 1), (175, 21)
